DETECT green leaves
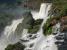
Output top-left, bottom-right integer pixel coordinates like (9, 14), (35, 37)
(43, 17), (57, 35)
(43, 21), (52, 35)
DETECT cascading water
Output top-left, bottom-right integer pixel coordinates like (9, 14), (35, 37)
(21, 3), (58, 50)
(0, 18), (23, 50)
(33, 3), (56, 50)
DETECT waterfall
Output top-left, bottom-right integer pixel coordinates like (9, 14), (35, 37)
(33, 3), (53, 50)
(21, 3), (58, 50)
(0, 3), (61, 50)
(4, 19), (23, 37)
(32, 3), (58, 50)
(0, 18), (23, 50)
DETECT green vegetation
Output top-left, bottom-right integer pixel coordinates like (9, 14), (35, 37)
(5, 42), (25, 50)
(43, 17), (58, 35)
(44, 27), (52, 35)
(28, 19), (43, 33)
(43, 17), (52, 35)
(52, 0), (67, 17)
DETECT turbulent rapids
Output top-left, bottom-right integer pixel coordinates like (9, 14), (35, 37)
(0, 3), (64, 50)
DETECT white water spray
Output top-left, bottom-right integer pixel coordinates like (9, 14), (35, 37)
(0, 18), (23, 50)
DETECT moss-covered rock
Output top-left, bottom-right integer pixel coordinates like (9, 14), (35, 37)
(28, 25), (40, 33)
(15, 23), (23, 35)
(44, 27), (52, 35)
(28, 19), (43, 33)
(43, 17), (58, 35)
(5, 42), (25, 50)
(15, 12), (43, 34)
(43, 23), (52, 35)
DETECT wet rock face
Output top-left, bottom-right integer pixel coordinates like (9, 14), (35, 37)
(56, 16), (67, 50)
(43, 17), (59, 35)
(15, 12), (35, 34)
(50, 19), (57, 26)
(18, 0), (52, 10)
(28, 19), (43, 34)
(60, 16), (67, 32)
(61, 16), (67, 25)
(22, 12), (35, 29)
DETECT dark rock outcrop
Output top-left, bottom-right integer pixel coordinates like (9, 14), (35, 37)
(5, 42), (25, 50)
(60, 16), (67, 32)
(17, 0), (52, 10)
(28, 19), (43, 34)
(15, 11), (35, 34)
